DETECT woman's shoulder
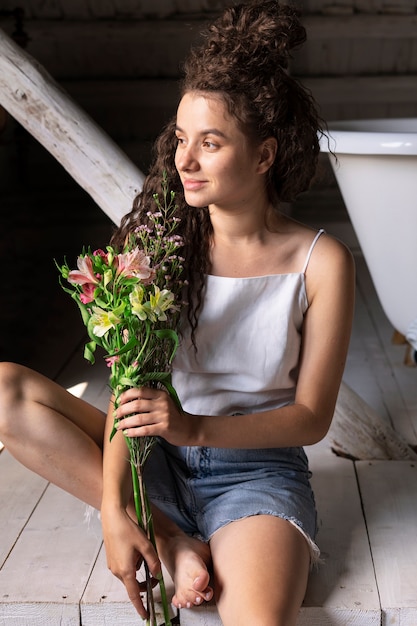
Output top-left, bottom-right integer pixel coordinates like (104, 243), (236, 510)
(300, 227), (355, 306)
(280, 217), (353, 269)
(309, 229), (354, 273)
(270, 217), (350, 274)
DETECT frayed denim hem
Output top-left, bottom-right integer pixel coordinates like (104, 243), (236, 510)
(208, 511), (322, 568)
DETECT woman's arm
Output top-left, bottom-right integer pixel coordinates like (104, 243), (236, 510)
(101, 397), (161, 618)
(115, 235), (355, 450)
(101, 396), (134, 510)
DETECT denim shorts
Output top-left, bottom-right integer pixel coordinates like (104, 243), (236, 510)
(144, 439), (319, 561)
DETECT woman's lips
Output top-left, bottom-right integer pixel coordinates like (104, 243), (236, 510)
(183, 179), (206, 191)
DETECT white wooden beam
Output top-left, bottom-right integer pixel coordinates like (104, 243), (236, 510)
(0, 28), (144, 225)
(330, 381), (417, 460)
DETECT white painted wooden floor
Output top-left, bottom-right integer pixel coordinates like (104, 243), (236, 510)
(1, 214), (417, 625)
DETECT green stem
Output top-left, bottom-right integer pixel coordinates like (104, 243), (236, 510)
(129, 453), (143, 526)
(130, 453), (172, 626)
(137, 463), (157, 625)
(136, 321), (152, 365)
(145, 492), (172, 626)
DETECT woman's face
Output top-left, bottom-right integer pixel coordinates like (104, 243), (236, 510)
(174, 91), (273, 212)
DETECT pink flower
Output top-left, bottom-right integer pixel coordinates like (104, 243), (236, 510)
(105, 355), (120, 368)
(68, 255), (99, 286)
(93, 248), (109, 265)
(80, 283), (96, 304)
(116, 248), (155, 284)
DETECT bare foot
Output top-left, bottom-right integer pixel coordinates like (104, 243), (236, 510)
(165, 535), (214, 609)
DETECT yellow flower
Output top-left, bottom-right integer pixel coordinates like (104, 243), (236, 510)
(91, 305), (123, 337)
(130, 285), (150, 321)
(130, 285), (176, 322)
(149, 286), (176, 321)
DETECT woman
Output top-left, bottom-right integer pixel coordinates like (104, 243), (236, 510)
(0, 2), (355, 624)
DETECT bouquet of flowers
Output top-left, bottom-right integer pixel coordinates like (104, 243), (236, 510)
(57, 175), (185, 626)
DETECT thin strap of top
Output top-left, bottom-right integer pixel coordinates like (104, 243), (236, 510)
(302, 228), (325, 274)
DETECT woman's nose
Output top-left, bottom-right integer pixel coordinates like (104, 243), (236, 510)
(176, 144), (199, 171)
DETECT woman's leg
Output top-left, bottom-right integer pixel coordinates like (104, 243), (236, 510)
(0, 362), (106, 508)
(209, 514), (311, 626)
(0, 362), (214, 607)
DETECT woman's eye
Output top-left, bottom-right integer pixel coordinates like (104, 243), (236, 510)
(203, 140), (217, 149)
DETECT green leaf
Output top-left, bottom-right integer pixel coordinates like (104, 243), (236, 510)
(107, 335), (139, 357)
(140, 371), (170, 384)
(57, 273), (74, 294)
(153, 329), (179, 363)
(73, 292), (92, 327)
(121, 277), (140, 288)
(118, 376), (138, 387)
(95, 297), (110, 309)
(163, 380), (183, 411)
(109, 424), (118, 441)
(84, 341), (97, 364)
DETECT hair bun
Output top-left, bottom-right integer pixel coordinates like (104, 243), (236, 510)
(203, 1), (304, 71)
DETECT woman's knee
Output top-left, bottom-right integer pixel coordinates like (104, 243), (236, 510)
(0, 361), (32, 434)
(211, 515), (309, 626)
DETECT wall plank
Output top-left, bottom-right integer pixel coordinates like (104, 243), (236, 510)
(1, 15), (415, 79)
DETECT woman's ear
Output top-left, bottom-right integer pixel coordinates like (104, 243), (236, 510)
(256, 137), (277, 174)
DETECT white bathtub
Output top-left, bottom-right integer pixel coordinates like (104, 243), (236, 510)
(320, 118), (417, 339)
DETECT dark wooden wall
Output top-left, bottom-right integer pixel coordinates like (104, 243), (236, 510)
(1, 0), (416, 172)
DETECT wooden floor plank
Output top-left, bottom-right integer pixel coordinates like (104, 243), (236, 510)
(303, 441), (380, 621)
(0, 450), (47, 567)
(0, 483), (102, 624)
(178, 604), (222, 626)
(297, 607), (381, 626)
(0, 602), (81, 626)
(180, 602), (382, 626)
(357, 460), (417, 624)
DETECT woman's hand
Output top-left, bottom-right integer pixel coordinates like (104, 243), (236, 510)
(115, 386), (196, 446)
(101, 505), (161, 619)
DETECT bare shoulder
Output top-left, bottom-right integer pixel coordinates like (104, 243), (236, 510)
(285, 219), (354, 273)
(306, 230), (356, 299)
(312, 230), (354, 269)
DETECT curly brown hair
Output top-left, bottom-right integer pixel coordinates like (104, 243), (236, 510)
(111, 0), (324, 341)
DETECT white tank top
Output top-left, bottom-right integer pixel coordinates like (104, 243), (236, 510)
(172, 229), (324, 416)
